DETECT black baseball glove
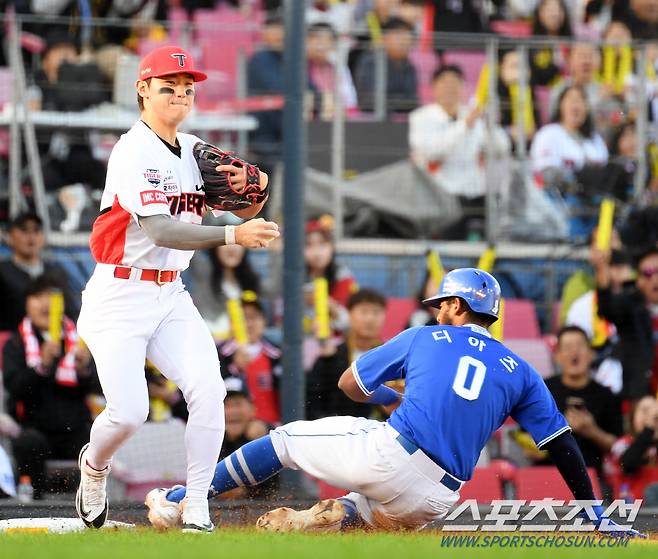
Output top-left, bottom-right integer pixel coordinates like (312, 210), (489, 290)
(193, 142), (268, 211)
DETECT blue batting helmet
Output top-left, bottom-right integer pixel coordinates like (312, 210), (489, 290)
(423, 268), (501, 321)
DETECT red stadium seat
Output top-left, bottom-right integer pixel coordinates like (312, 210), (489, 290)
(459, 461), (516, 502)
(381, 298), (417, 341)
(502, 299), (541, 339)
(317, 480), (348, 500)
(0, 68), (11, 157)
(491, 20), (532, 37)
(441, 50), (486, 98)
(505, 339), (553, 378)
(193, 5), (262, 103)
(410, 47), (440, 105)
(514, 466), (602, 500)
(167, 7), (190, 45)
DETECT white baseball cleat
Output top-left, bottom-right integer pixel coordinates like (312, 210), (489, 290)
(75, 443), (110, 529)
(181, 499), (214, 533)
(256, 499), (346, 533)
(145, 486), (183, 530)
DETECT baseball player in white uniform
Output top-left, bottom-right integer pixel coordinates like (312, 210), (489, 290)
(75, 45), (279, 532)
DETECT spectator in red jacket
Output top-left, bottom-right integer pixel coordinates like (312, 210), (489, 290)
(605, 395), (658, 501)
(304, 215), (358, 333)
(218, 298), (282, 425)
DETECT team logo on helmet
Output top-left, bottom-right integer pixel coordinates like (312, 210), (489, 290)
(170, 53), (187, 67)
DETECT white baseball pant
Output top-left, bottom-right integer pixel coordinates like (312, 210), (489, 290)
(77, 264), (226, 503)
(270, 416), (461, 530)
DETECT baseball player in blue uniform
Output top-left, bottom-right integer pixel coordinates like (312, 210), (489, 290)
(146, 268), (643, 535)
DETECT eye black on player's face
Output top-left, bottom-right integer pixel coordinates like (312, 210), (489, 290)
(157, 75), (195, 97)
(141, 74), (195, 124)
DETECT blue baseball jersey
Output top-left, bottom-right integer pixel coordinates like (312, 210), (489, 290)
(353, 324), (569, 481)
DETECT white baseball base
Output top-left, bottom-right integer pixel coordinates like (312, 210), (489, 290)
(0, 518), (135, 533)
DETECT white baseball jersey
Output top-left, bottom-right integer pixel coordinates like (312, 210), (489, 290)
(90, 120), (209, 271)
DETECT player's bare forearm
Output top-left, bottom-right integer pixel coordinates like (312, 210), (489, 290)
(338, 366), (370, 402)
(231, 195), (268, 220)
(138, 214), (279, 250)
(338, 366), (402, 406)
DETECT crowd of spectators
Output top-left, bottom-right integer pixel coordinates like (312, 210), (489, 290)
(0, 0), (657, 240)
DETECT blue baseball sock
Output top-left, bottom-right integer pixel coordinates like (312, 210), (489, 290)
(166, 435), (284, 503)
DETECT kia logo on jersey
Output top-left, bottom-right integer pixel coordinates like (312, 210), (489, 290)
(143, 169), (162, 185)
(171, 53), (186, 67)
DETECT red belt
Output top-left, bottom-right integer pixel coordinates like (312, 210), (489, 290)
(113, 266), (179, 285)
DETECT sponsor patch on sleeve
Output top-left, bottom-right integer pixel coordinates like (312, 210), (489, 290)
(140, 190), (168, 206)
(143, 169), (162, 185)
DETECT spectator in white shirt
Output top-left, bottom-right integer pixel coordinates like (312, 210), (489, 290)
(532, 85), (608, 177)
(408, 65), (510, 240)
(531, 84), (609, 239)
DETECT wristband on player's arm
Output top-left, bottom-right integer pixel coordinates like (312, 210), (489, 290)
(367, 385), (402, 406)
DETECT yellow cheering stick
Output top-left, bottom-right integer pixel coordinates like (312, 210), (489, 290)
(616, 45), (633, 95)
(477, 246), (504, 340)
(509, 84), (535, 133)
(226, 298), (249, 345)
(596, 198), (615, 251)
(477, 245), (497, 273)
(489, 297), (505, 341)
(48, 291), (64, 343)
(602, 46), (615, 86)
(426, 250), (445, 287)
(648, 143), (658, 181)
(474, 63), (490, 109)
(314, 277), (331, 340)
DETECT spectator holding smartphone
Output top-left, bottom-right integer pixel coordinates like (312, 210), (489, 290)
(545, 326), (623, 474)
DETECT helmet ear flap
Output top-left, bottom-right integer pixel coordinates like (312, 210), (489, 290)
(422, 268), (501, 320)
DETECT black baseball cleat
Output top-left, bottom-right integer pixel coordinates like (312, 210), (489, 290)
(75, 443), (110, 529)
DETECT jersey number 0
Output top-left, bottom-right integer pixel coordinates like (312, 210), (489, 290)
(452, 356), (487, 401)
